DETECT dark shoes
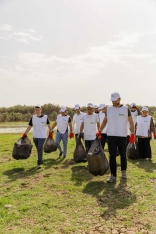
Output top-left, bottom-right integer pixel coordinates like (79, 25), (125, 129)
(59, 152), (63, 157)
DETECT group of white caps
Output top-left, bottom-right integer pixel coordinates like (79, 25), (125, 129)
(36, 92), (149, 113)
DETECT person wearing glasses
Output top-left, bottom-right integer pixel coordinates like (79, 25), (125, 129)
(80, 103), (100, 153)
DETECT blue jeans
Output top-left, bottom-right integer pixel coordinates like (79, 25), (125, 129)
(55, 131), (68, 157)
(33, 138), (46, 165)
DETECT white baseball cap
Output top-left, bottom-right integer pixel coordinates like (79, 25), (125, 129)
(35, 104), (42, 109)
(142, 107), (148, 111)
(110, 92), (120, 101)
(74, 104), (80, 110)
(99, 104), (106, 110)
(131, 103), (136, 107)
(87, 103), (94, 108)
(60, 106), (67, 112)
(94, 105), (99, 109)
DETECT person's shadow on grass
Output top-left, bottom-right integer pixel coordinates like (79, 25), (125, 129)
(128, 158), (156, 173)
(99, 178), (136, 220)
(82, 179), (136, 221)
(3, 167), (37, 183)
(71, 165), (93, 186)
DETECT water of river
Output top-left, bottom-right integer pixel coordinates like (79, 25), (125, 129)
(0, 126), (56, 133)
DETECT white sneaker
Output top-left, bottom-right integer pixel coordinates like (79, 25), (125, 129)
(107, 174), (116, 183)
(122, 170), (127, 179)
(37, 164), (43, 169)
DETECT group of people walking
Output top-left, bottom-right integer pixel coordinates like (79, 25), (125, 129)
(22, 92), (155, 183)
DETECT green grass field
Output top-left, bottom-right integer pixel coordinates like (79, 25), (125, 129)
(0, 133), (156, 234)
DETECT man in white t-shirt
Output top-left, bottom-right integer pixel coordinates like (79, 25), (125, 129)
(130, 103), (141, 125)
(98, 104), (107, 149)
(98, 92), (135, 183)
(22, 105), (51, 169)
(51, 106), (74, 158)
(72, 104), (84, 144)
(80, 103), (100, 153)
(94, 105), (99, 114)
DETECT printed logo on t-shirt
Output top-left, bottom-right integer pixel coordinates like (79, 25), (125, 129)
(119, 114), (124, 116)
(91, 122), (95, 124)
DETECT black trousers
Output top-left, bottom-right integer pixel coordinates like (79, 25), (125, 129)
(84, 140), (94, 153)
(107, 136), (127, 177)
(138, 137), (151, 159)
(100, 133), (107, 149)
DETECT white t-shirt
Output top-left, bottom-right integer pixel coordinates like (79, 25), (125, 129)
(32, 115), (48, 138)
(73, 112), (84, 134)
(136, 115), (151, 137)
(56, 115), (70, 134)
(82, 113), (99, 140)
(131, 110), (139, 125)
(98, 112), (107, 134)
(106, 105), (129, 137)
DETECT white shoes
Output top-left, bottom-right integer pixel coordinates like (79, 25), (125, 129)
(122, 170), (127, 179)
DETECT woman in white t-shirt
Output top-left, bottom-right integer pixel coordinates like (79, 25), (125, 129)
(136, 107), (155, 160)
(80, 103), (100, 153)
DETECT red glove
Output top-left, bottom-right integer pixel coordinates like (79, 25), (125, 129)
(69, 133), (74, 139)
(129, 134), (135, 144)
(96, 131), (101, 138)
(154, 132), (156, 139)
(49, 132), (53, 139)
(22, 133), (27, 139)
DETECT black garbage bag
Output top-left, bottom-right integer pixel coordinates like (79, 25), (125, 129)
(12, 136), (33, 160)
(87, 138), (109, 176)
(73, 139), (87, 162)
(43, 136), (57, 153)
(126, 142), (139, 159)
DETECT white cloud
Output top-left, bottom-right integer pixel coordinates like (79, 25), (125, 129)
(0, 24), (14, 31)
(13, 32), (43, 43)
(28, 29), (36, 33)
(0, 24), (42, 44)
(15, 31), (153, 80)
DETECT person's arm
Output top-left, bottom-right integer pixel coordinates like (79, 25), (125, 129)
(97, 122), (100, 131)
(128, 116), (135, 134)
(99, 116), (107, 132)
(51, 121), (57, 131)
(22, 117), (33, 136)
(72, 118), (75, 133)
(47, 124), (51, 132)
(68, 122), (73, 133)
(80, 122), (84, 133)
(150, 117), (155, 133)
(23, 125), (32, 135)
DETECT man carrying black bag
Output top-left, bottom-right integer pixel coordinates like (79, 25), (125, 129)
(97, 92), (135, 183)
(79, 103), (100, 153)
(22, 105), (52, 169)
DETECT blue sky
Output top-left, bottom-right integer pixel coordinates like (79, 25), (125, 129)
(0, 0), (156, 107)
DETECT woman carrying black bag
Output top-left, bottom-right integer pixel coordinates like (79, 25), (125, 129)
(22, 105), (52, 169)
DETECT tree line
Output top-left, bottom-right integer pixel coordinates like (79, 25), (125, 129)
(0, 103), (156, 122)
